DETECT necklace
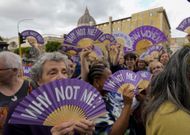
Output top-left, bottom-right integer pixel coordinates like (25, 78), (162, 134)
(11, 95), (18, 102)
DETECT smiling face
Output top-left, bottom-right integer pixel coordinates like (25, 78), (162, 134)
(38, 60), (69, 85)
(137, 60), (147, 70)
(159, 53), (170, 66)
(125, 57), (136, 68)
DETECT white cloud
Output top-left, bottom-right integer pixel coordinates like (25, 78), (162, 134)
(0, 0), (189, 38)
(149, 0), (190, 37)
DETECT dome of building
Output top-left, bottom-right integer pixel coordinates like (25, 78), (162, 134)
(77, 7), (96, 26)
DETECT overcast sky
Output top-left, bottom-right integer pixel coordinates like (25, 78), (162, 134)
(0, 0), (189, 38)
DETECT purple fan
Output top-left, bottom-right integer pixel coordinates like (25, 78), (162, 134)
(103, 70), (142, 94)
(98, 33), (116, 43)
(21, 30), (44, 44)
(61, 45), (82, 55)
(136, 71), (152, 81)
(92, 45), (103, 57)
(146, 45), (163, 55)
(129, 25), (167, 50)
(139, 52), (148, 60)
(23, 66), (31, 77)
(176, 17), (190, 33)
(9, 79), (106, 126)
(136, 71), (152, 91)
(113, 32), (133, 49)
(70, 56), (80, 63)
(64, 26), (103, 46)
(145, 45), (163, 59)
(123, 47), (135, 55)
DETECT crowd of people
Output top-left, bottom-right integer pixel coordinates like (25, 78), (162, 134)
(0, 42), (190, 135)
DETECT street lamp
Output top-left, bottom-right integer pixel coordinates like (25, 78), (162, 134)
(17, 19), (33, 57)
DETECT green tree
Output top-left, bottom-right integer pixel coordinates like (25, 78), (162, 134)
(45, 41), (61, 52)
(0, 36), (3, 41)
(14, 47), (31, 58)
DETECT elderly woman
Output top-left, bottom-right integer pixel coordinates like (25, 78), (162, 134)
(0, 51), (31, 134)
(149, 60), (164, 77)
(143, 46), (190, 135)
(4, 52), (94, 135)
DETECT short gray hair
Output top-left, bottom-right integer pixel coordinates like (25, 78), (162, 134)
(30, 52), (69, 82)
(0, 51), (22, 69)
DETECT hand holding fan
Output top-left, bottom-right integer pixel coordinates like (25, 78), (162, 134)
(106, 43), (121, 64)
(9, 79), (106, 126)
(136, 71), (152, 92)
(103, 70), (142, 95)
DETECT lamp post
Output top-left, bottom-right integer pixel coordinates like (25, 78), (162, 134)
(17, 19), (33, 57)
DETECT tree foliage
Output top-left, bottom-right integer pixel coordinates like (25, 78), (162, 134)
(0, 36), (3, 41)
(45, 41), (61, 52)
(14, 47), (31, 58)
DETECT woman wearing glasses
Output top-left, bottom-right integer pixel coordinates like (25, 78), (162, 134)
(0, 51), (32, 134)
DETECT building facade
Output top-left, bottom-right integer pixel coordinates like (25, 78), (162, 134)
(96, 7), (171, 45)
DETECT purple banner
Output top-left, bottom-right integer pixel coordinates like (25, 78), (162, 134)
(113, 32), (133, 49)
(176, 17), (190, 33)
(64, 26), (103, 46)
(98, 33), (116, 43)
(9, 79), (106, 126)
(129, 25), (167, 49)
(21, 30), (44, 44)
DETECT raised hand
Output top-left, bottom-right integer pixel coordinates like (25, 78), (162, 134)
(106, 44), (121, 65)
(122, 85), (135, 106)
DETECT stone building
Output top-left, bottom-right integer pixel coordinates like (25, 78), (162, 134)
(77, 7), (96, 26)
(96, 7), (171, 43)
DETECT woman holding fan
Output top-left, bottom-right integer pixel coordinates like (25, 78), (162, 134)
(4, 52), (95, 135)
(87, 62), (135, 135)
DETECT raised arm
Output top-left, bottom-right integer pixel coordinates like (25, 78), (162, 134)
(109, 87), (134, 135)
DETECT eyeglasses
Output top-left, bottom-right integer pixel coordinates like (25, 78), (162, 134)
(0, 68), (12, 71)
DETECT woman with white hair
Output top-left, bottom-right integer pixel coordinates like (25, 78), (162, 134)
(0, 51), (32, 134)
(4, 52), (95, 135)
